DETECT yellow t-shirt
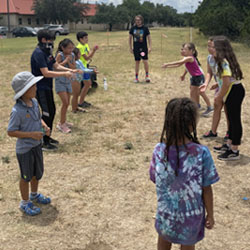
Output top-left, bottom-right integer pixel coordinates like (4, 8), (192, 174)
(77, 43), (89, 68)
(217, 60), (241, 101)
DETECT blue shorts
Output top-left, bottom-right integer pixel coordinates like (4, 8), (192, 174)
(83, 73), (90, 81)
(55, 80), (72, 94)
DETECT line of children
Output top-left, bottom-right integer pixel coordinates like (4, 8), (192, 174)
(162, 43), (213, 116)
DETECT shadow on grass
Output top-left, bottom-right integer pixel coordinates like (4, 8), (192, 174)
(21, 204), (59, 226)
(225, 154), (250, 166)
(83, 241), (113, 250)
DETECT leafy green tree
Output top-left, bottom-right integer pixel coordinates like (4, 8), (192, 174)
(90, 3), (117, 31)
(194, 0), (250, 40)
(154, 4), (179, 26)
(33, 0), (86, 24)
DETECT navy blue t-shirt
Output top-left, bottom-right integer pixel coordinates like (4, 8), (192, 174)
(129, 25), (150, 50)
(31, 47), (56, 90)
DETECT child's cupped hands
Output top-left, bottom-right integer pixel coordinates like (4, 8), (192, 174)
(205, 215), (215, 229)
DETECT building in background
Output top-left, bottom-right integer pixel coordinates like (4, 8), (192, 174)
(0, 0), (106, 31)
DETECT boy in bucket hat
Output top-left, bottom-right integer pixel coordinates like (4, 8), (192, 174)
(7, 71), (51, 216)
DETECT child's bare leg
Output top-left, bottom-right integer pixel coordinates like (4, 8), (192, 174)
(58, 91), (69, 124)
(181, 244), (195, 250)
(211, 99), (223, 134)
(224, 104), (230, 132)
(30, 176), (38, 193)
(71, 81), (81, 112)
(200, 91), (211, 107)
(190, 86), (200, 105)
(143, 59), (149, 74)
(157, 235), (172, 250)
(19, 178), (29, 200)
(79, 80), (91, 105)
(135, 60), (140, 76)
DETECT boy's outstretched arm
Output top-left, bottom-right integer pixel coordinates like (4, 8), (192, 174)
(202, 185), (215, 229)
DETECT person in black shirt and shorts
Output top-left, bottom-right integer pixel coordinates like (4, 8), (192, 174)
(129, 15), (152, 83)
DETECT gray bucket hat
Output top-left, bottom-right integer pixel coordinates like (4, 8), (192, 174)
(12, 71), (43, 100)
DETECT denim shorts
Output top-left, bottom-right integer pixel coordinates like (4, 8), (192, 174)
(55, 80), (72, 94)
(190, 75), (205, 86)
(16, 144), (44, 182)
(83, 73), (90, 81)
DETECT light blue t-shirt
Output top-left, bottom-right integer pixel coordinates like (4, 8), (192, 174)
(7, 98), (42, 154)
(75, 59), (93, 82)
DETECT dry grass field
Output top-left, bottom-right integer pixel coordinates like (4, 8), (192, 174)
(0, 27), (250, 250)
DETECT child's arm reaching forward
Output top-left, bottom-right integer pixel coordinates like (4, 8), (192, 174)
(202, 185), (215, 229)
(162, 56), (193, 69)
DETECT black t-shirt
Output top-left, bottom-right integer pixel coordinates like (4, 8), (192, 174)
(31, 47), (56, 90)
(129, 25), (150, 50)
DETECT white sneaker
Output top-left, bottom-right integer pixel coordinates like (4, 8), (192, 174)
(56, 123), (71, 133)
(145, 77), (150, 83)
(134, 79), (139, 83)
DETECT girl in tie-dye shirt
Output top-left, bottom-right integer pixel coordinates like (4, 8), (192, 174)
(149, 98), (219, 250)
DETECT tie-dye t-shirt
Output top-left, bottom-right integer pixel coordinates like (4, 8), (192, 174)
(149, 142), (219, 245)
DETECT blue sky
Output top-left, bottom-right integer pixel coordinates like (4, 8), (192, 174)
(84, 0), (201, 13)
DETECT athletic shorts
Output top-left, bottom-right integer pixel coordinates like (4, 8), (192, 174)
(190, 75), (205, 86)
(16, 144), (44, 182)
(133, 48), (148, 61)
(83, 73), (90, 81)
(55, 80), (72, 94)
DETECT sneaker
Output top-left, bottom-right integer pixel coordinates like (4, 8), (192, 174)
(145, 77), (150, 83)
(42, 142), (58, 151)
(48, 137), (59, 145)
(213, 144), (230, 153)
(78, 101), (91, 108)
(134, 79), (139, 83)
(56, 123), (71, 133)
(224, 131), (229, 141)
(65, 122), (73, 128)
(202, 107), (214, 117)
(30, 193), (51, 204)
(19, 201), (41, 216)
(218, 149), (240, 161)
(203, 130), (217, 138)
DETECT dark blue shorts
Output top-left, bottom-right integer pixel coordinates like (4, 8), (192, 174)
(190, 75), (205, 86)
(83, 73), (90, 80)
(16, 144), (44, 182)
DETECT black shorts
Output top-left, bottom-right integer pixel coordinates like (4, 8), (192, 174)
(133, 48), (148, 61)
(190, 75), (205, 86)
(16, 144), (44, 182)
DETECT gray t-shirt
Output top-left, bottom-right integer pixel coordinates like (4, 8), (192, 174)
(8, 98), (42, 154)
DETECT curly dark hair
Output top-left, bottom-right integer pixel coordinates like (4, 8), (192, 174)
(213, 36), (243, 80)
(160, 97), (199, 176)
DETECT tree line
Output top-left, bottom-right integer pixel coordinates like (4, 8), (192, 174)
(33, 0), (250, 42)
